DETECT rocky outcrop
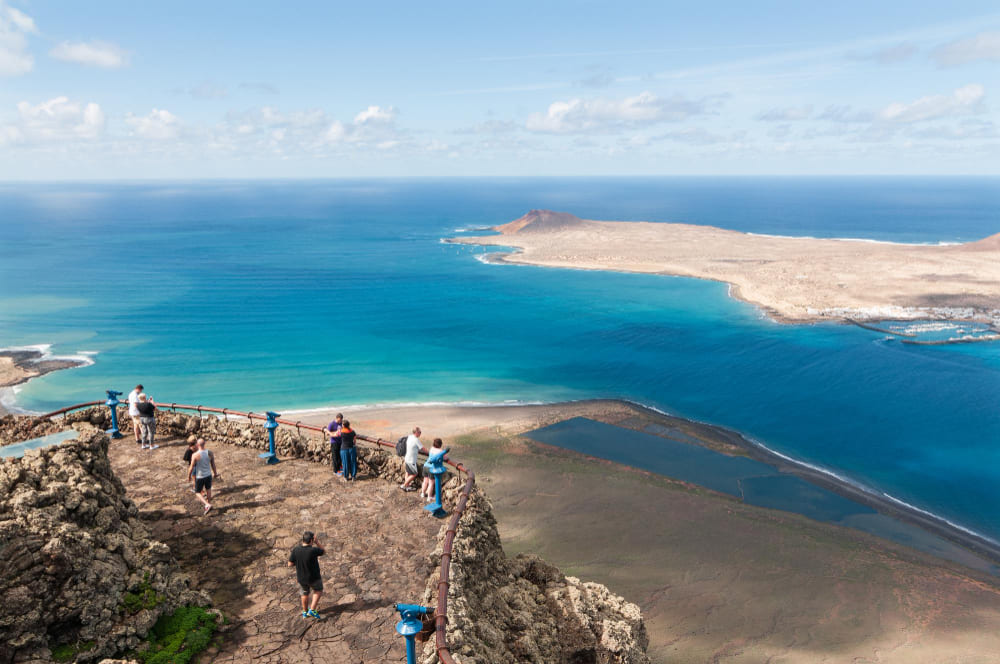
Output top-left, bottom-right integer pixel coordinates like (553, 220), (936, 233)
(422, 487), (649, 664)
(0, 424), (204, 663)
(495, 210), (589, 235)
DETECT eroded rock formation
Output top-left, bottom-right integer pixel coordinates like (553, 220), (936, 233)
(0, 423), (204, 663)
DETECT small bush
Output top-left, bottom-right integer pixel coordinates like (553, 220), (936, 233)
(132, 606), (219, 664)
(121, 572), (166, 615)
(51, 641), (94, 662)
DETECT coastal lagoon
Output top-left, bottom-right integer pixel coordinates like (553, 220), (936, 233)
(2, 177), (999, 546)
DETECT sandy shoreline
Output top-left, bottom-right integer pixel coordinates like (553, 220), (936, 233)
(450, 210), (1000, 331)
(0, 350), (87, 389)
(287, 398), (1000, 573)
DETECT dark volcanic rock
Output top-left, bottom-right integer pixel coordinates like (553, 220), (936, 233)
(0, 427), (203, 662)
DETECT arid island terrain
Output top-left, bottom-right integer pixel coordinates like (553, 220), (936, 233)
(450, 210), (1000, 331)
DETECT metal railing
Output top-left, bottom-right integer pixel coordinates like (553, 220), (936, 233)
(41, 398), (474, 664)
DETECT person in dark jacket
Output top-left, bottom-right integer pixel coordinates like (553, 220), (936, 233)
(135, 393), (158, 450)
(339, 420), (357, 481)
(325, 413), (343, 475)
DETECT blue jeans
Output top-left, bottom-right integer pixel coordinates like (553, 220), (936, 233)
(340, 447), (357, 479)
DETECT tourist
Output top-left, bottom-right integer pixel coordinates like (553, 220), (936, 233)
(400, 426), (424, 491)
(188, 438), (220, 515)
(135, 393), (158, 450)
(127, 384), (143, 445)
(183, 435), (198, 491)
(340, 419), (357, 481)
(325, 413), (343, 475)
(421, 438), (448, 502)
(288, 531), (325, 619)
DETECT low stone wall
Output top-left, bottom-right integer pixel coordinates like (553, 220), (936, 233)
(0, 424), (206, 663)
(63, 407), (427, 487)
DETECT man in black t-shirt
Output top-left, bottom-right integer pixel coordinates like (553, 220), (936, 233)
(288, 531), (325, 618)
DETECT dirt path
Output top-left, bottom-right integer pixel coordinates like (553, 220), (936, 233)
(109, 433), (441, 663)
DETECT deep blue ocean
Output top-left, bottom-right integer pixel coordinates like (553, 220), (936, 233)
(2, 177), (999, 543)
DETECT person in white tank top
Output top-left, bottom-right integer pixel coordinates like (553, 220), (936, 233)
(187, 438), (220, 515)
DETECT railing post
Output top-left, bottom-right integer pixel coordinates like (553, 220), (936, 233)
(423, 447), (450, 518)
(394, 603), (428, 664)
(259, 411), (281, 465)
(105, 390), (124, 439)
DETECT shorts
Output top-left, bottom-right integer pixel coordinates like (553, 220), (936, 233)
(195, 475), (213, 493)
(298, 578), (323, 594)
(405, 462), (419, 476)
(422, 464), (434, 478)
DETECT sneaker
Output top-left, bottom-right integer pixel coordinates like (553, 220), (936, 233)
(307, 609), (320, 619)
(336, 471), (344, 476)
(203, 504), (212, 515)
(301, 611), (309, 618)
(149, 444), (159, 450)
(404, 486), (417, 492)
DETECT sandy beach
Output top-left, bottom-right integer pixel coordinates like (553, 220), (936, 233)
(449, 210), (1000, 329)
(0, 350), (86, 389)
(288, 398), (1000, 662)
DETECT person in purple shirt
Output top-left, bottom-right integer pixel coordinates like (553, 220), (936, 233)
(325, 413), (343, 475)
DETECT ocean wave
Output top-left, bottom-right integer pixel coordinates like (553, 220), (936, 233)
(0, 343), (98, 368)
(279, 398), (554, 418)
(744, 231), (962, 246)
(618, 398), (999, 548)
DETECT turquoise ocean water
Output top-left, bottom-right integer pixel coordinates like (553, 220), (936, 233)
(1, 177), (998, 544)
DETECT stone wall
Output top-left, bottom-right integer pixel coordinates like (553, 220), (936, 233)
(0, 423), (205, 664)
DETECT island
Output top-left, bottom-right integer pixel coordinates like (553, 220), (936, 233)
(449, 210), (1000, 334)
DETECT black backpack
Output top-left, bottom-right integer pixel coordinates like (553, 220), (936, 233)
(395, 436), (407, 457)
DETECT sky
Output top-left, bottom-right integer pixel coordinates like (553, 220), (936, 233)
(1, 1), (999, 178)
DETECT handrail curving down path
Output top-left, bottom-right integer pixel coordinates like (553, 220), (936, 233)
(41, 400), (473, 664)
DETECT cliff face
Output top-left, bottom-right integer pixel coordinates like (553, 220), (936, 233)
(423, 486), (649, 664)
(0, 423), (204, 663)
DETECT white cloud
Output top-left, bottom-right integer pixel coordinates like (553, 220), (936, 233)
(50, 40), (128, 68)
(526, 91), (708, 134)
(0, 2), (35, 75)
(849, 42), (917, 64)
(880, 83), (986, 123)
(933, 31), (1000, 67)
(126, 109), (180, 140)
(756, 105), (813, 122)
(1, 96), (105, 144)
(353, 105), (397, 124)
(218, 103), (403, 154)
(6, 6), (34, 33)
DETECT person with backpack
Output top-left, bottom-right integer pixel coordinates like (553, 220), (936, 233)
(325, 413), (343, 475)
(399, 426), (424, 492)
(339, 420), (357, 481)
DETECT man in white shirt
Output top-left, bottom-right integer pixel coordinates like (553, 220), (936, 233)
(127, 384), (143, 445)
(400, 426), (425, 492)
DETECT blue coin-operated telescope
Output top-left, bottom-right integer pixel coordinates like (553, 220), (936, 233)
(394, 603), (430, 664)
(105, 390), (124, 439)
(259, 411), (281, 465)
(423, 447), (450, 518)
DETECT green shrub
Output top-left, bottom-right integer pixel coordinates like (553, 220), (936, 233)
(132, 606), (219, 664)
(121, 572), (166, 615)
(51, 641), (94, 662)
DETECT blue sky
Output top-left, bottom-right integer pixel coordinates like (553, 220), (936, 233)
(1, 1), (998, 178)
